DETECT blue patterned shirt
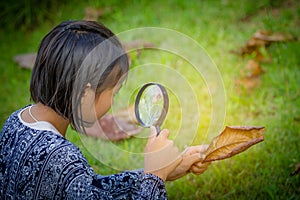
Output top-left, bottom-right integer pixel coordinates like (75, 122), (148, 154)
(0, 106), (167, 199)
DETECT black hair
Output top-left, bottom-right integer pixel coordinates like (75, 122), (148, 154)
(30, 20), (129, 132)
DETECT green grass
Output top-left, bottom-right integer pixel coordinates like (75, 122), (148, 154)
(0, 0), (299, 199)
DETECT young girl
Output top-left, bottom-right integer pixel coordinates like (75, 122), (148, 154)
(0, 20), (210, 199)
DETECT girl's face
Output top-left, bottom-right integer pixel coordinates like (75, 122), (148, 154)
(94, 88), (115, 119)
(80, 84), (121, 127)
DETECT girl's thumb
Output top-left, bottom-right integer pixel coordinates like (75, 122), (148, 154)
(159, 129), (170, 139)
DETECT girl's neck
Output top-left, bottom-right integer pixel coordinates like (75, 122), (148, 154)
(25, 103), (69, 137)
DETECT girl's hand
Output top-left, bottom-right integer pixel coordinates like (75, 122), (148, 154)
(166, 145), (211, 181)
(144, 127), (182, 182)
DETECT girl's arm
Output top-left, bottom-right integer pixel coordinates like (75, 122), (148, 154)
(63, 127), (181, 199)
(91, 170), (167, 199)
(59, 146), (167, 199)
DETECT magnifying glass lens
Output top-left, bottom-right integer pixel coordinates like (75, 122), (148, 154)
(135, 83), (169, 135)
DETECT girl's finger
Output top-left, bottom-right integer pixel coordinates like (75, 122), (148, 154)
(190, 164), (209, 174)
(158, 128), (170, 139)
(183, 145), (209, 156)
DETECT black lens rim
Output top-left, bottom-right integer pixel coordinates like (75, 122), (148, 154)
(134, 82), (169, 128)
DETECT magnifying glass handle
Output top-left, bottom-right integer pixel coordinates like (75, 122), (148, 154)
(155, 125), (161, 136)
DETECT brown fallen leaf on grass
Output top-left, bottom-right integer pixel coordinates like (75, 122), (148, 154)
(122, 41), (156, 51)
(233, 30), (296, 92)
(83, 6), (112, 21)
(235, 60), (265, 91)
(85, 105), (142, 141)
(253, 31), (296, 43)
(13, 53), (36, 69)
(85, 114), (143, 141)
(113, 104), (138, 124)
(242, 59), (265, 77)
(235, 75), (261, 91)
(233, 30), (296, 60)
(202, 126), (265, 163)
(122, 41), (156, 65)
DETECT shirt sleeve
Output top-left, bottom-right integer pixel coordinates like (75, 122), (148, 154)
(136, 173), (167, 199)
(91, 170), (167, 199)
(58, 145), (167, 199)
(64, 167), (167, 199)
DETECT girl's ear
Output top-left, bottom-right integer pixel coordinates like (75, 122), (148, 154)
(81, 83), (96, 109)
(83, 83), (93, 97)
(80, 82), (97, 124)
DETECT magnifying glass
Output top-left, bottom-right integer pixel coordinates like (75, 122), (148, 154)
(134, 83), (169, 136)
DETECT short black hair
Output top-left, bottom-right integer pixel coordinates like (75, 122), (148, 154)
(30, 20), (129, 132)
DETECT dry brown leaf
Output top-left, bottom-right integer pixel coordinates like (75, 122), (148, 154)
(122, 41), (156, 57)
(85, 113), (143, 141)
(253, 31), (296, 42)
(235, 60), (266, 91)
(114, 105), (138, 124)
(254, 50), (272, 63)
(241, 60), (265, 77)
(83, 7), (112, 21)
(235, 75), (261, 91)
(232, 31), (270, 56)
(122, 41), (156, 50)
(202, 126), (265, 163)
(232, 30), (296, 58)
(122, 41), (156, 65)
(13, 53), (37, 69)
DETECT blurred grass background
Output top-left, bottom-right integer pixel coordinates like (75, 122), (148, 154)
(0, 0), (299, 199)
